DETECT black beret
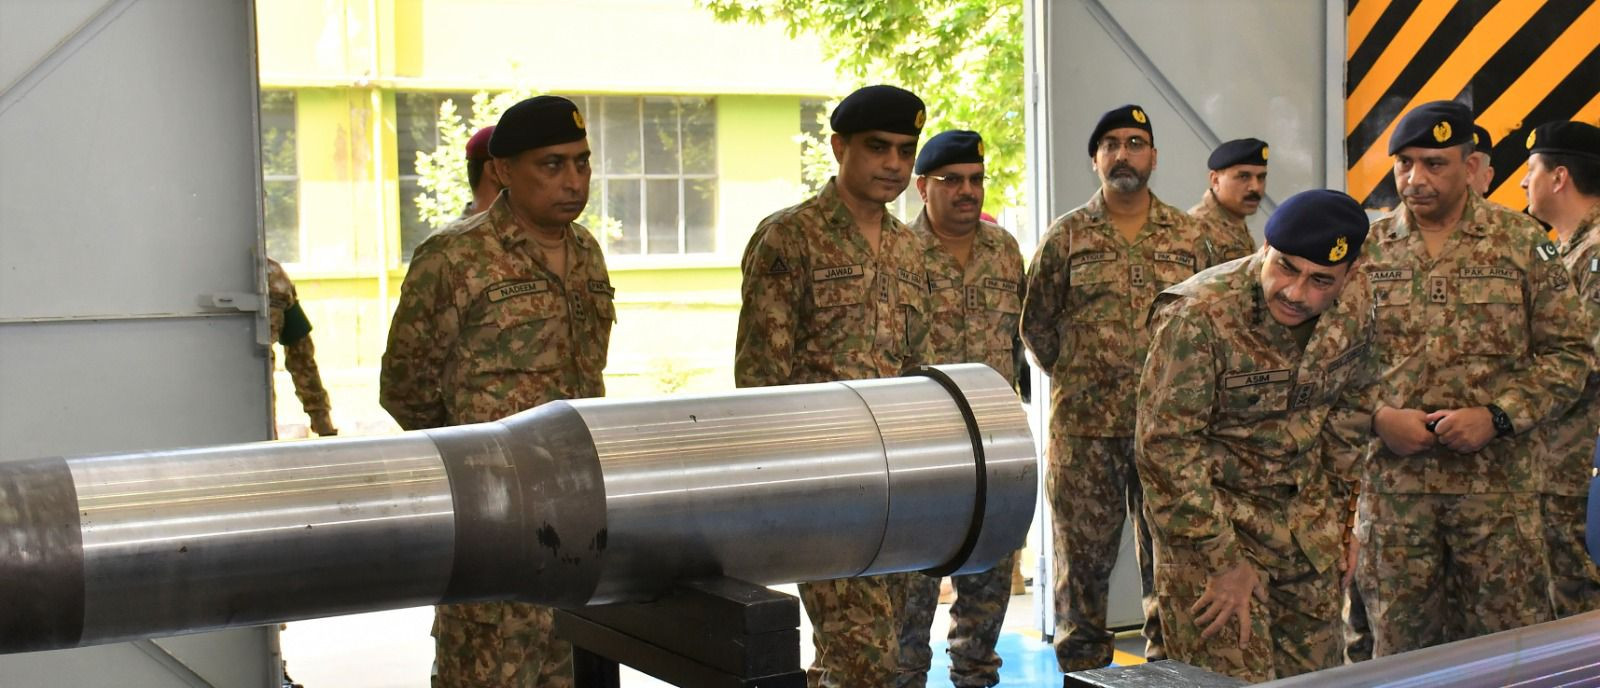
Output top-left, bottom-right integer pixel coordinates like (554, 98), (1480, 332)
(1526, 120), (1600, 162)
(915, 130), (984, 175)
(1388, 100), (1474, 154)
(1088, 104), (1153, 157)
(830, 85), (926, 136)
(1470, 124), (1493, 154)
(1264, 189), (1368, 267)
(1208, 138), (1269, 170)
(488, 96), (587, 158)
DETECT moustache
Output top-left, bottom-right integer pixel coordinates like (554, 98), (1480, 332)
(1243, 193), (1262, 203)
(1273, 293), (1307, 313)
(1110, 163), (1138, 178)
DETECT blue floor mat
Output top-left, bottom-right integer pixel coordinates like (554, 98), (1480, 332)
(927, 630), (1062, 686)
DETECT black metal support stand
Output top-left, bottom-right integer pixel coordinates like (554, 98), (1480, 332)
(556, 577), (806, 688)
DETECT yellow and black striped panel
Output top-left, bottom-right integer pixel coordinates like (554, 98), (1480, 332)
(1346, 0), (1600, 211)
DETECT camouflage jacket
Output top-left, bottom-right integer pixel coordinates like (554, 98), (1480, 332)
(1138, 255), (1377, 576)
(266, 258), (332, 426)
(1544, 202), (1600, 496)
(379, 193), (614, 430)
(913, 212), (1025, 386)
(1021, 190), (1230, 437)
(735, 179), (930, 388)
(1361, 194), (1590, 494)
(1188, 190), (1258, 263)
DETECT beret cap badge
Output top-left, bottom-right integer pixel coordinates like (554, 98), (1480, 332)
(1132, 109), (1147, 124)
(1527, 130), (1538, 148)
(1329, 236), (1349, 263)
(1433, 121), (1452, 144)
(573, 111), (586, 130)
(1261, 145), (1269, 161)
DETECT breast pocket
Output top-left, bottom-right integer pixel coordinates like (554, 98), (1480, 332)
(1220, 369), (1293, 416)
(468, 284), (566, 374)
(984, 286), (1023, 351)
(1457, 278), (1526, 355)
(584, 280), (617, 372)
(1372, 281), (1414, 341)
(811, 274), (868, 342)
(898, 278), (926, 355)
(1068, 262), (1122, 322)
(1151, 257), (1197, 288)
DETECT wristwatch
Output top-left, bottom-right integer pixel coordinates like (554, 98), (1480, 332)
(1486, 404), (1514, 438)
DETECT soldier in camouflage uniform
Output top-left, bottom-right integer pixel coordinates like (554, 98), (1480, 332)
(380, 96), (614, 688)
(1524, 120), (1600, 618)
(1139, 190), (1376, 682)
(735, 85), (931, 688)
(890, 130), (1023, 688)
(1469, 124), (1496, 198)
(1188, 138), (1265, 263)
(1356, 101), (1590, 657)
(1021, 104), (1230, 671)
(465, 125), (504, 217)
(265, 257), (337, 436)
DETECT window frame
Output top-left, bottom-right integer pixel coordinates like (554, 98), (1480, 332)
(259, 89), (301, 264)
(394, 90), (474, 262)
(576, 94), (718, 258)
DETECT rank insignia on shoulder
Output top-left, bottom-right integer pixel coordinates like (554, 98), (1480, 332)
(1536, 242), (1558, 261)
(768, 255), (791, 275)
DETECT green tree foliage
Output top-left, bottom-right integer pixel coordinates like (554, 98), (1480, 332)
(796, 101), (839, 196)
(701, 0), (1024, 206)
(413, 90), (529, 231)
(413, 88), (622, 243)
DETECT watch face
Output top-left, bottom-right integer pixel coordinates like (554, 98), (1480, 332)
(1490, 406), (1513, 435)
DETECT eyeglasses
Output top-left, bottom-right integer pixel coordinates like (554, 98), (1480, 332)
(924, 173), (986, 188)
(1097, 136), (1151, 155)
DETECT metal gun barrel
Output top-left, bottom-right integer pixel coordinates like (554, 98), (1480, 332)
(0, 364), (1034, 653)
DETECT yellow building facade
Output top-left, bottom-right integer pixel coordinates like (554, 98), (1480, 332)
(256, 0), (850, 434)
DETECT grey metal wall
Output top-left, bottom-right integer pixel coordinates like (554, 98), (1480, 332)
(0, 0), (276, 685)
(1025, 0), (1339, 633)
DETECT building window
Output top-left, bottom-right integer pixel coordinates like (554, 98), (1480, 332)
(572, 95), (717, 255)
(396, 91), (473, 260)
(260, 90), (299, 262)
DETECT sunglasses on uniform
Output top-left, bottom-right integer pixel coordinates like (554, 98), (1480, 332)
(1097, 136), (1152, 155)
(924, 173), (987, 188)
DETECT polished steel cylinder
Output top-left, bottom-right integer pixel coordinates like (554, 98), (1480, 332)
(1258, 608), (1600, 687)
(0, 364), (1034, 653)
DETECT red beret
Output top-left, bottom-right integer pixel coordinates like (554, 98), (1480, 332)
(465, 126), (495, 161)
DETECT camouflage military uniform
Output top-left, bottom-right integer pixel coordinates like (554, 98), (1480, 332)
(380, 192), (615, 688)
(1188, 191), (1258, 264)
(1021, 190), (1228, 671)
(735, 179), (930, 688)
(1355, 194), (1590, 656)
(1545, 201), (1600, 618)
(893, 213), (1023, 688)
(1137, 255), (1376, 682)
(265, 258), (334, 435)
